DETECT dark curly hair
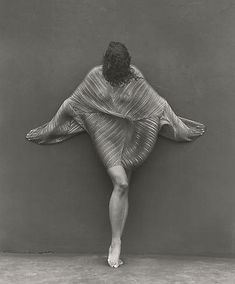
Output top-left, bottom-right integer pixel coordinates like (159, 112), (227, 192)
(102, 41), (140, 87)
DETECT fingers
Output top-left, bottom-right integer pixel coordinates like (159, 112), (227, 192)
(26, 132), (38, 140)
(189, 127), (205, 138)
(196, 125), (206, 132)
(196, 126), (205, 131)
(26, 129), (47, 143)
(26, 131), (37, 139)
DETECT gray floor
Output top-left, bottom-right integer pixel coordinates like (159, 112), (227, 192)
(0, 253), (235, 284)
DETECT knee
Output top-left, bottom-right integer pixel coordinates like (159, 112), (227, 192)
(114, 180), (129, 196)
(108, 166), (129, 196)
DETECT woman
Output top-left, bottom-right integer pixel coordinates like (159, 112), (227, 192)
(26, 41), (206, 268)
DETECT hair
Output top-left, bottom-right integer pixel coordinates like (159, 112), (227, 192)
(102, 41), (140, 87)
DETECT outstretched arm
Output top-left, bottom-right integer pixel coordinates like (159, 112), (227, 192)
(131, 65), (206, 142)
(26, 99), (85, 144)
(159, 100), (206, 142)
(25, 66), (101, 145)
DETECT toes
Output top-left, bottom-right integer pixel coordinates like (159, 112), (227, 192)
(107, 258), (115, 267)
(113, 263), (119, 268)
(107, 258), (123, 268)
(108, 261), (118, 268)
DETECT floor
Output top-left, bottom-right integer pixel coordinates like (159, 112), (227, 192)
(0, 253), (235, 284)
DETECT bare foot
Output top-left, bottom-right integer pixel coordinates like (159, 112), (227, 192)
(107, 240), (123, 268)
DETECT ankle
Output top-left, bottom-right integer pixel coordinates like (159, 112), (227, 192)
(111, 238), (121, 246)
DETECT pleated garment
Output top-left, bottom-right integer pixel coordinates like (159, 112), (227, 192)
(26, 65), (205, 169)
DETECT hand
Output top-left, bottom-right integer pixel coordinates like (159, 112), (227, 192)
(26, 129), (39, 140)
(26, 124), (49, 143)
(188, 125), (206, 140)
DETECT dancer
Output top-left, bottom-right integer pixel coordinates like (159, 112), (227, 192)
(26, 41), (206, 268)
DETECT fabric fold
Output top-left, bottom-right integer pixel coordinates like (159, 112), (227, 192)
(159, 100), (206, 142)
(26, 99), (85, 144)
(26, 65), (206, 168)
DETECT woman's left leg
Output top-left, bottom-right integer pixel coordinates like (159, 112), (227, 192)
(120, 168), (132, 237)
(107, 165), (132, 268)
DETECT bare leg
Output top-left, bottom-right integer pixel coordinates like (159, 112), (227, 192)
(107, 165), (131, 268)
(120, 169), (132, 236)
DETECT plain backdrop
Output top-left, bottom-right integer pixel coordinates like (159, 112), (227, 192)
(0, 0), (235, 256)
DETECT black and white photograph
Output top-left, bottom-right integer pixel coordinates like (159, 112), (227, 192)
(0, 0), (235, 283)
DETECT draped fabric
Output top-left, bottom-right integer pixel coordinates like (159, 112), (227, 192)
(26, 65), (205, 169)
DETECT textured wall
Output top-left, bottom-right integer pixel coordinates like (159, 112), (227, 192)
(0, 0), (234, 255)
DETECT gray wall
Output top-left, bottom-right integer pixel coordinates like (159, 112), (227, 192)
(0, 0), (235, 256)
